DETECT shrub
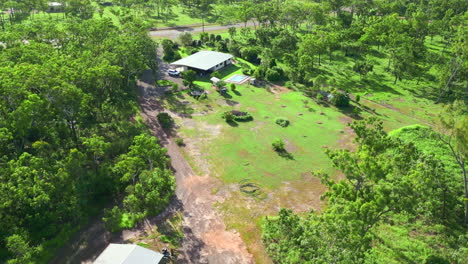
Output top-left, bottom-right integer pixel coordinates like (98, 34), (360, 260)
(355, 94), (361, 103)
(242, 69), (252, 75)
(230, 83), (236, 91)
(285, 81), (295, 90)
(157, 79), (172, 86)
(175, 138), (184, 146)
(275, 118), (290, 127)
(157, 112), (173, 129)
(178, 32), (193, 47)
(352, 107), (362, 117)
(221, 111), (235, 122)
(265, 66), (284, 82)
(231, 110), (253, 121)
(171, 83), (179, 92)
(330, 90), (350, 107)
(272, 139), (285, 152)
(240, 47), (261, 63)
(211, 71), (221, 78)
(316, 93), (324, 101)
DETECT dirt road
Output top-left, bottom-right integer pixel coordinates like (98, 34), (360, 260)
(136, 49), (254, 263)
(149, 21), (256, 39)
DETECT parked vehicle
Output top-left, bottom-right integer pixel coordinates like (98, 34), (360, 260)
(167, 69), (180, 77)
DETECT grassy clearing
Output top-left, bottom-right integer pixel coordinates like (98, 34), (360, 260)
(158, 34), (447, 262)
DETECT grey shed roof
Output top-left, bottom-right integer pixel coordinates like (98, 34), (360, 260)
(171, 50), (233, 71)
(94, 244), (164, 264)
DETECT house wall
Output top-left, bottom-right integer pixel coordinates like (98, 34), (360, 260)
(209, 59), (232, 72)
(176, 66), (187, 72)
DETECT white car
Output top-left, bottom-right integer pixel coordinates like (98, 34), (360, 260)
(167, 69), (180, 77)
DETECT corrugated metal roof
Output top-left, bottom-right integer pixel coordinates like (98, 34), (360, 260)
(171, 51), (233, 71)
(94, 244), (164, 264)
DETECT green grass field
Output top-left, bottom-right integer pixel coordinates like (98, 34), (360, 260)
(159, 36), (446, 261)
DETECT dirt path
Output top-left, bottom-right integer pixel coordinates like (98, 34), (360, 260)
(149, 21), (257, 39)
(136, 49), (253, 263)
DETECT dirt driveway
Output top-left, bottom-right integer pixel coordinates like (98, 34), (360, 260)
(136, 49), (254, 263)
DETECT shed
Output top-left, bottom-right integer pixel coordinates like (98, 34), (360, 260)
(210, 77), (221, 85)
(171, 51), (233, 73)
(94, 244), (165, 264)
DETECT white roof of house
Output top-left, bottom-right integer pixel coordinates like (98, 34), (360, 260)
(210, 77), (220, 83)
(171, 50), (233, 71)
(94, 244), (164, 264)
(48, 2), (63, 7)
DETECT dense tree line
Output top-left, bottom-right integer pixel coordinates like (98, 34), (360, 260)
(0, 11), (173, 264)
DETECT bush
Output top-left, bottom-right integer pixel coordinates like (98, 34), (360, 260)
(211, 71), (221, 78)
(330, 90), (350, 107)
(240, 47), (261, 63)
(316, 93), (324, 101)
(231, 110), (253, 121)
(265, 66), (284, 82)
(230, 83), (236, 91)
(175, 138), (184, 146)
(221, 111), (235, 122)
(157, 112), (173, 129)
(272, 139), (285, 152)
(275, 118), (290, 127)
(355, 94), (361, 103)
(285, 81), (295, 90)
(242, 69), (252, 75)
(171, 83), (179, 92)
(178, 32), (193, 47)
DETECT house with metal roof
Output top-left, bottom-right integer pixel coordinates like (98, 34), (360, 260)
(170, 50), (233, 73)
(94, 244), (165, 264)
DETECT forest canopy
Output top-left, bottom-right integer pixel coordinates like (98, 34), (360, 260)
(0, 11), (173, 264)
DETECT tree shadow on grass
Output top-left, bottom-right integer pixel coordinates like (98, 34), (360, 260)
(337, 105), (365, 120)
(221, 92), (233, 99)
(232, 90), (242, 96)
(164, 94), (195, 118)
(276, 150), (295, 160)
(226, 120), (239, 127)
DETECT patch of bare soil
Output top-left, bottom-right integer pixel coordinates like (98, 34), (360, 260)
(181, 122), (221, 176)
(137, 64), (253, 263)
(272, 173), (327, 213)
(338, 116), (357, 151)
(268, 84), (290, 95)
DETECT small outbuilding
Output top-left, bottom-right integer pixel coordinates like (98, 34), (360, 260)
(171, 51), (233, 73)
(94, 244), (165, 264)
(210, 77), (221, 85)
(47, 2), (64, 13)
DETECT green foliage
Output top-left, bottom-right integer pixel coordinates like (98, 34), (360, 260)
(0, 15), (171, 262)
(157, 113), (173, 129)
(230, 83), (236, 91)
(175, 138), (184, 146)
(178, 32), (193, 47)
(262, 118), (467, 263)
(355, 94), (361, 103)
(181, 69), (197, 88)
(221, 111), (235, 122)
(162, 39), (181, 62)
(265, 67), (284, 82)
(211, 71), (221, 78)
(275, 118), (289, 127)
(330, 90), (350, 107)
(272, 139), (285, 152)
